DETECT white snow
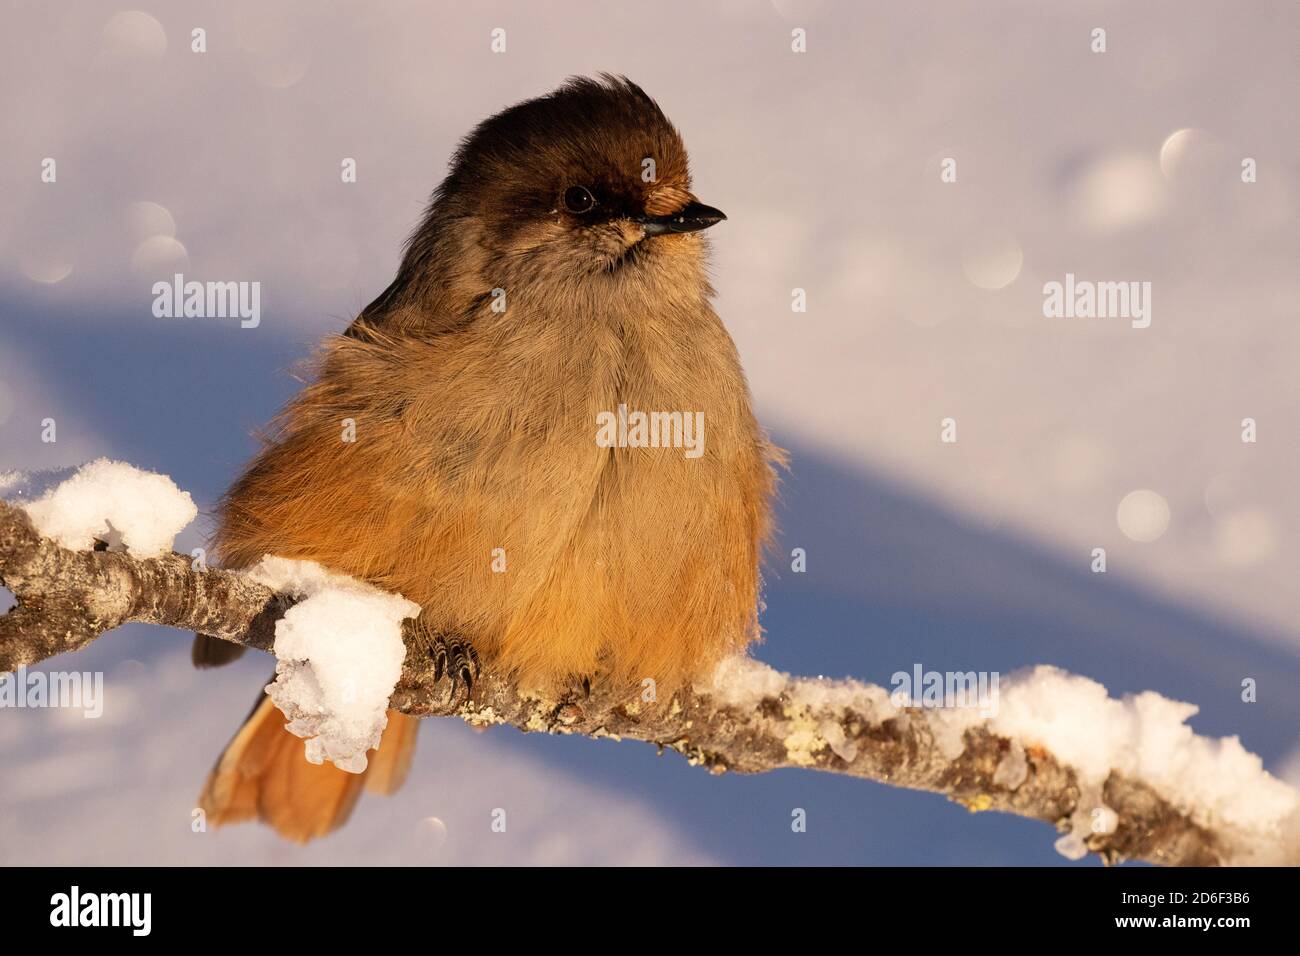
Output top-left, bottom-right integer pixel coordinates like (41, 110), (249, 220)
(712, 656), (1296, 854)
(992, 739), (1029, 790)
(709, 656), (896, 718)
(927, 665), (1297, 839)
(0, 467), (90, 501)
(1053, 832), (1089, 861)
(708, 656), (789, 707)
(1090, 805), (1120, 836)
(0, 467), (77, 501)
(0, 471), (25, 496)
(249, 556), (419, 774)
(994, 667), (1295, 832)
(13, 459), (196, 558)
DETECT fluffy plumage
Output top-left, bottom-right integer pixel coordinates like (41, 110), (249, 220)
(197, 75), (780, 841)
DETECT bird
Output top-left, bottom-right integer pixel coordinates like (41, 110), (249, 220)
(194, 74), (781, 843)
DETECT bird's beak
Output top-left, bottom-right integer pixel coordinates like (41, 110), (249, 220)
(636, 201), (727, 236)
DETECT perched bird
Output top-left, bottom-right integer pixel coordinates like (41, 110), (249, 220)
(195, 75), (781, 842)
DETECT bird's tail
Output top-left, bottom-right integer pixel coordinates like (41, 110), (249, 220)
(198, 694), (419, 843)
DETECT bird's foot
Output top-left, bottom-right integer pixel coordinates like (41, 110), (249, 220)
(427, 634), (481, 705)
(547, 673), (595, 724)
(557, 673), (593, 701)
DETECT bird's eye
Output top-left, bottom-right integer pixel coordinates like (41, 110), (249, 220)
(563, 185), (596, 214)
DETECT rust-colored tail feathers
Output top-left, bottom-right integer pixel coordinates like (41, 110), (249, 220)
(198, 696), (418, 844)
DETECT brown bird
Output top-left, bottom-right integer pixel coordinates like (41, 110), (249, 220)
(195, 75), (781, 843)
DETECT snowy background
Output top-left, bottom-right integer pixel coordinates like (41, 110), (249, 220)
(2, 0), (1298, 864)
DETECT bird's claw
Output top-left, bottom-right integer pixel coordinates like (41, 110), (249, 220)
(427, 635), (481, 704)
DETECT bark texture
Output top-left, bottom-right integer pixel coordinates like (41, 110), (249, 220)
(0, 499), (1275, 866)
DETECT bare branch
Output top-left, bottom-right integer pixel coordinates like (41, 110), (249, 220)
(0, 498), (1283, 867)
(0, 501), (282, 668)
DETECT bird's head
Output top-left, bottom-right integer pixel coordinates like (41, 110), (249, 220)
(409, 75), (724, 300)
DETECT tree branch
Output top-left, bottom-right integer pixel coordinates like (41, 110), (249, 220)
(0, 498), (1290, 866)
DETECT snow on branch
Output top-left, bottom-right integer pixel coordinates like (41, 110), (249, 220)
(1, 462), (1296, 867)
